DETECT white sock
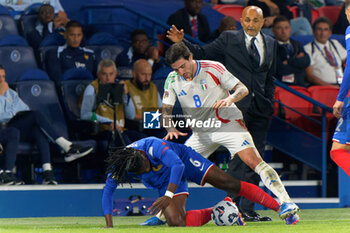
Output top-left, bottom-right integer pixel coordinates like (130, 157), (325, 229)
(5, 170), (12, 173)
(42, 163), (52, 171)
(255, 161), (292, 203)
(55, 137), (72, 152)
(156, 211), (165, 221)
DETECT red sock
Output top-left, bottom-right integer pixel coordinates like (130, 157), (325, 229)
(186, 208), (212, 227)
(238, 181), (280, 212)
(331, 149), (350, 176)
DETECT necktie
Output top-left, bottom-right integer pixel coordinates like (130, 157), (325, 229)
(249, 37), (260, 68)
(283, 43), (293, 57)
(191, 18), (198, 39)
(42, 25), (50, 38)
(324, 46), (337, 67)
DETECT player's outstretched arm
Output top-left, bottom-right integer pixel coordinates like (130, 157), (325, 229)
(333, 100), (344, 119)
(162, 103), (188, 140)
(166, 25), (184, 43)
(213, 81), (249, 109)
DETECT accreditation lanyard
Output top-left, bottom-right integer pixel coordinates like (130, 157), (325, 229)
(313, 41), (339, 67)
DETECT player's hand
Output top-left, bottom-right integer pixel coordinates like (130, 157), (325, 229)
(333, 100), (344, 119)
(149, 196), (171, 215)
(0, 144), (3, 154)
(166, 25), (184, 43)
(212, 97), (234, 109)
(146, 46), (160, 62)
(163, 129), (188, 140)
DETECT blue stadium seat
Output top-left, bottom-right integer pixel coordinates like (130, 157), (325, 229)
(0, 35), (28, 46)
(152, 66), (172, 80)
(60, 79), (92, 121)
(0, 46), (38, 84)
(86, 32), (119, 46)
(0, 5), (11, 15)
(40, 33), (66, 47)
(38, 45), (58, 71)
(61, 68), (94, 81)
(18, 3), (43, 39)
(0, 14), (19, 37)
(18, 68), (50, 81)
(15, 79), (96, 146)
(86, 45), (124, 64)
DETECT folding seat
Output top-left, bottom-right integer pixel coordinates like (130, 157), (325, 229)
(0, 14), (19, 37)
(59, 68), (94, 122)
(0, 45), (37, 84)
(18, 2), (42, 38)
(15, 72), (96, 147)
(318, 6), (342, 25)
(308, 85), (339, 118)
(86, 32), (124, 64)
(213, 4), (244, 22)
(274, 86), (313, 122)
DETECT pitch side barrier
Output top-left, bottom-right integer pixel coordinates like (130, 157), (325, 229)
(80, 4), (205, 50)
(268, 80), (331, 197)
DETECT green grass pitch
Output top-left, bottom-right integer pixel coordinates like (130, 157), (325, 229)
(0, 208), (349, 233)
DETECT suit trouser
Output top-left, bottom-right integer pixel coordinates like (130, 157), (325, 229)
(227, 110), (271, 212)
(8, 111), (60, 164)
(0, 128), (20, 170)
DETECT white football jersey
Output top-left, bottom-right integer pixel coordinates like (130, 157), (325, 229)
(163, 60), (243, 131)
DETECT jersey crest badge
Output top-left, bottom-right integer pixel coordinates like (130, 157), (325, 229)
(200, 79), (207, 91)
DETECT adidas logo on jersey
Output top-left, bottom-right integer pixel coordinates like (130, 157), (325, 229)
(241, 140), (250, 147)
(178, 90), (187, 96)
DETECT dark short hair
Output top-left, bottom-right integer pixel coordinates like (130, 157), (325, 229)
(130, 29), (149, 41)
(66, 20), (83, 31)
(165, 42), (191, 65)
(273, 15), (290, 27)
(312, 17), (333, 31)
(0, 64), (4, 70)
(39, 4), (54, 13)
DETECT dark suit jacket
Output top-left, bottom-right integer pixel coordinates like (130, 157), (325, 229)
(167, 8), (210, 42)
(184, 29), (276, 117)
(276, 38), (310, 86)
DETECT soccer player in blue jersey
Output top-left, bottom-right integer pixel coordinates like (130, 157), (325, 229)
(331, 0), (350, 177)
(102, 137), (299, 227)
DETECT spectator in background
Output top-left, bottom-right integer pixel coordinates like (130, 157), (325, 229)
(209, 16), (237, 41)
(304, 17), (347, 86)
(247, 0), (312, 36)
(124, 59), (165, 137)
(166, 0), (211, 42)
(46, 20), (96, 83)
(333, 3), (349, 34)
(115, 29), (167, 79)
(272, 15), (310, 86)
(0, 65), (93, 185)
(27, 4), (69, 52)
(0, 128), (23, 185)
(80, 59), (143, 150)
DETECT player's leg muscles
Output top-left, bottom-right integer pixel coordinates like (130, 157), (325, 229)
(238, 147), (292, 203)
(163, 194), (187, 226)
(204, 166), (280, 212)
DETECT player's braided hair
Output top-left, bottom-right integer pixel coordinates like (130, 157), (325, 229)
(105, 147), (144, 183)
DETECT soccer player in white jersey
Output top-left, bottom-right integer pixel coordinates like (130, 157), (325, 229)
(161, 42), (299, 223)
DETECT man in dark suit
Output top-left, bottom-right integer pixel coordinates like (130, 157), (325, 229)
(272, 15), (310, 86)
(167, 6), (276, 221)
(166, 0), (210, 42)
